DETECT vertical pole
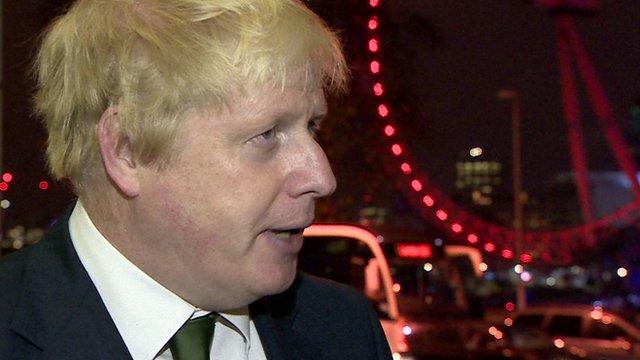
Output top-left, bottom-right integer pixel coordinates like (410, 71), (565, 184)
(0, 1), (4, 257)
(511, 94), (526, 311)
(498, 89), (526, 310)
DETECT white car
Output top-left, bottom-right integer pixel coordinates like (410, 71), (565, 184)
(301, 224), (414, 360)
(512, 304), (640, 359)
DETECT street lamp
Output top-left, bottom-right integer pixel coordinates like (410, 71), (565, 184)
(497, 89), (527, 310)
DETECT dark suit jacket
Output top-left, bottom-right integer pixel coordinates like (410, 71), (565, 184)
(0, 211), (392, 360)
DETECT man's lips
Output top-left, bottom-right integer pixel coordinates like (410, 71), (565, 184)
(261, 227), (307, 255)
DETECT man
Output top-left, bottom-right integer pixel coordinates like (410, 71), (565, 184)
(0, 1), (392, 359)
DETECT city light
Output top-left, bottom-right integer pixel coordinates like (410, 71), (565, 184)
(505, 302), (516, 312)
(392, 283), (401, 293)
(478, 262), (488, 272)
(402, 325), (413, 336)
(423, 263), (433, 272)
(434, 238), (443, 247)
(504, 317), (513, 327)
(469, 147), (483, 157)
(546, 277), (556, 286)
(39, 181), (49, 190)
(0, 200), (10, 209)
(554, 338), (565, 349)
(514, 264), (524, 274)
(520, 271), (532, 282)
(617, 267), (628, 278)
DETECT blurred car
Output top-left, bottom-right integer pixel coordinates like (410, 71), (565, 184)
(406, 320), (582, 360)
(301, 224), (414, 360)
(511, 304), (640, 359)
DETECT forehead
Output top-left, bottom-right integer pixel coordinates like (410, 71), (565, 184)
(226, 82), (327, 121)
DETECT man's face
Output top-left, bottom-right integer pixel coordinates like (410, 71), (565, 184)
(134, 83), (336, 310)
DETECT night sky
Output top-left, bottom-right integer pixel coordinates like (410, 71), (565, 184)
(2, 0), (639, 232)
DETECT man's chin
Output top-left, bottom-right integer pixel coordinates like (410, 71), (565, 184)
(253, 265), (298, 297)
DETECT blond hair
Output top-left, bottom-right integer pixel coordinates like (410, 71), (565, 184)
(34, 0), (348, 196)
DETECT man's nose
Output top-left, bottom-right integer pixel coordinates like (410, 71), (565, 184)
(285, 140), (337, 199)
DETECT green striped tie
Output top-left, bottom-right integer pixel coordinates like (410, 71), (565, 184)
(169, 315), (216, 360)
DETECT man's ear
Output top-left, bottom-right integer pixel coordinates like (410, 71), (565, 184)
(97, 106), (140, 197)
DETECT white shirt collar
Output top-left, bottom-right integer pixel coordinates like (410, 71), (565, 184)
(68, 201), (199, 359)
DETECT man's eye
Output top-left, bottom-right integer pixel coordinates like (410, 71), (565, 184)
(308, 120), (321, 138)
(250, 128), (277, 147)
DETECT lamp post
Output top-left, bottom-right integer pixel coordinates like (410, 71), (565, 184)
(497, 89), (526, 310)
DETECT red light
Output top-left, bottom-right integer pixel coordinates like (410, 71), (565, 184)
(377, 104), (389, 117)
(484, 243), (496, 252)
(467, 234), (479, 244)
(411, 180), (422, 192)
(370, 61), (381, 74)
(451, 223), (463, 233)
(384, 125), (395, 136)
(436, 209), (448, 221)
(400, 163), (412, 175)
(2, 173), (13, 182)
(391, 144), (403, 156)
(368, 17), (379, 30)
(0, 182), (8, 192)
(520, 253), (533, 264)
(422, 195), (435, 207)
(397, 243), (432, 259)
(505, 301), (516, 312)
(502, 249), (514, 259)
(369, 0), (380, 7)
(373, 83), (384, 96)
(368, 38), (379, 52)
(39, 181), (49, 190)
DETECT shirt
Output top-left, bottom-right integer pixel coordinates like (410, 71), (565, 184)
(69, 201), (267, 360)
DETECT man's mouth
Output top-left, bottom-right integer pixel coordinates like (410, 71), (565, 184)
(273, 228), (304, 241)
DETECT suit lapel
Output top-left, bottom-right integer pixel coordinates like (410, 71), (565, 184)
(9, 212), (131, 359)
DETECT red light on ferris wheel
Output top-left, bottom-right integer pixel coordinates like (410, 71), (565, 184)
(377, 104), (389, 117)
(373, 83), (384, 96)
(451, 223), (463, 233)
(467, 234), (479, 244)
(368, 38), (379, 52)
(369, 0), (380, 7)
(411, 180), (422, 192)
(368, 17), (379, 30)
(400, 163), (412, 175)
(436, 209), (448, 221)
(502, 249), (514, 259)
(384, 125), (395, 136)
(391, 144), (403, 156)
(520, 253), (533, 264)
(422, 195), (435, 207)
(484, 243), (496, 252)
(370, 61), (381, 74)
(2, 173), (13, 182)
